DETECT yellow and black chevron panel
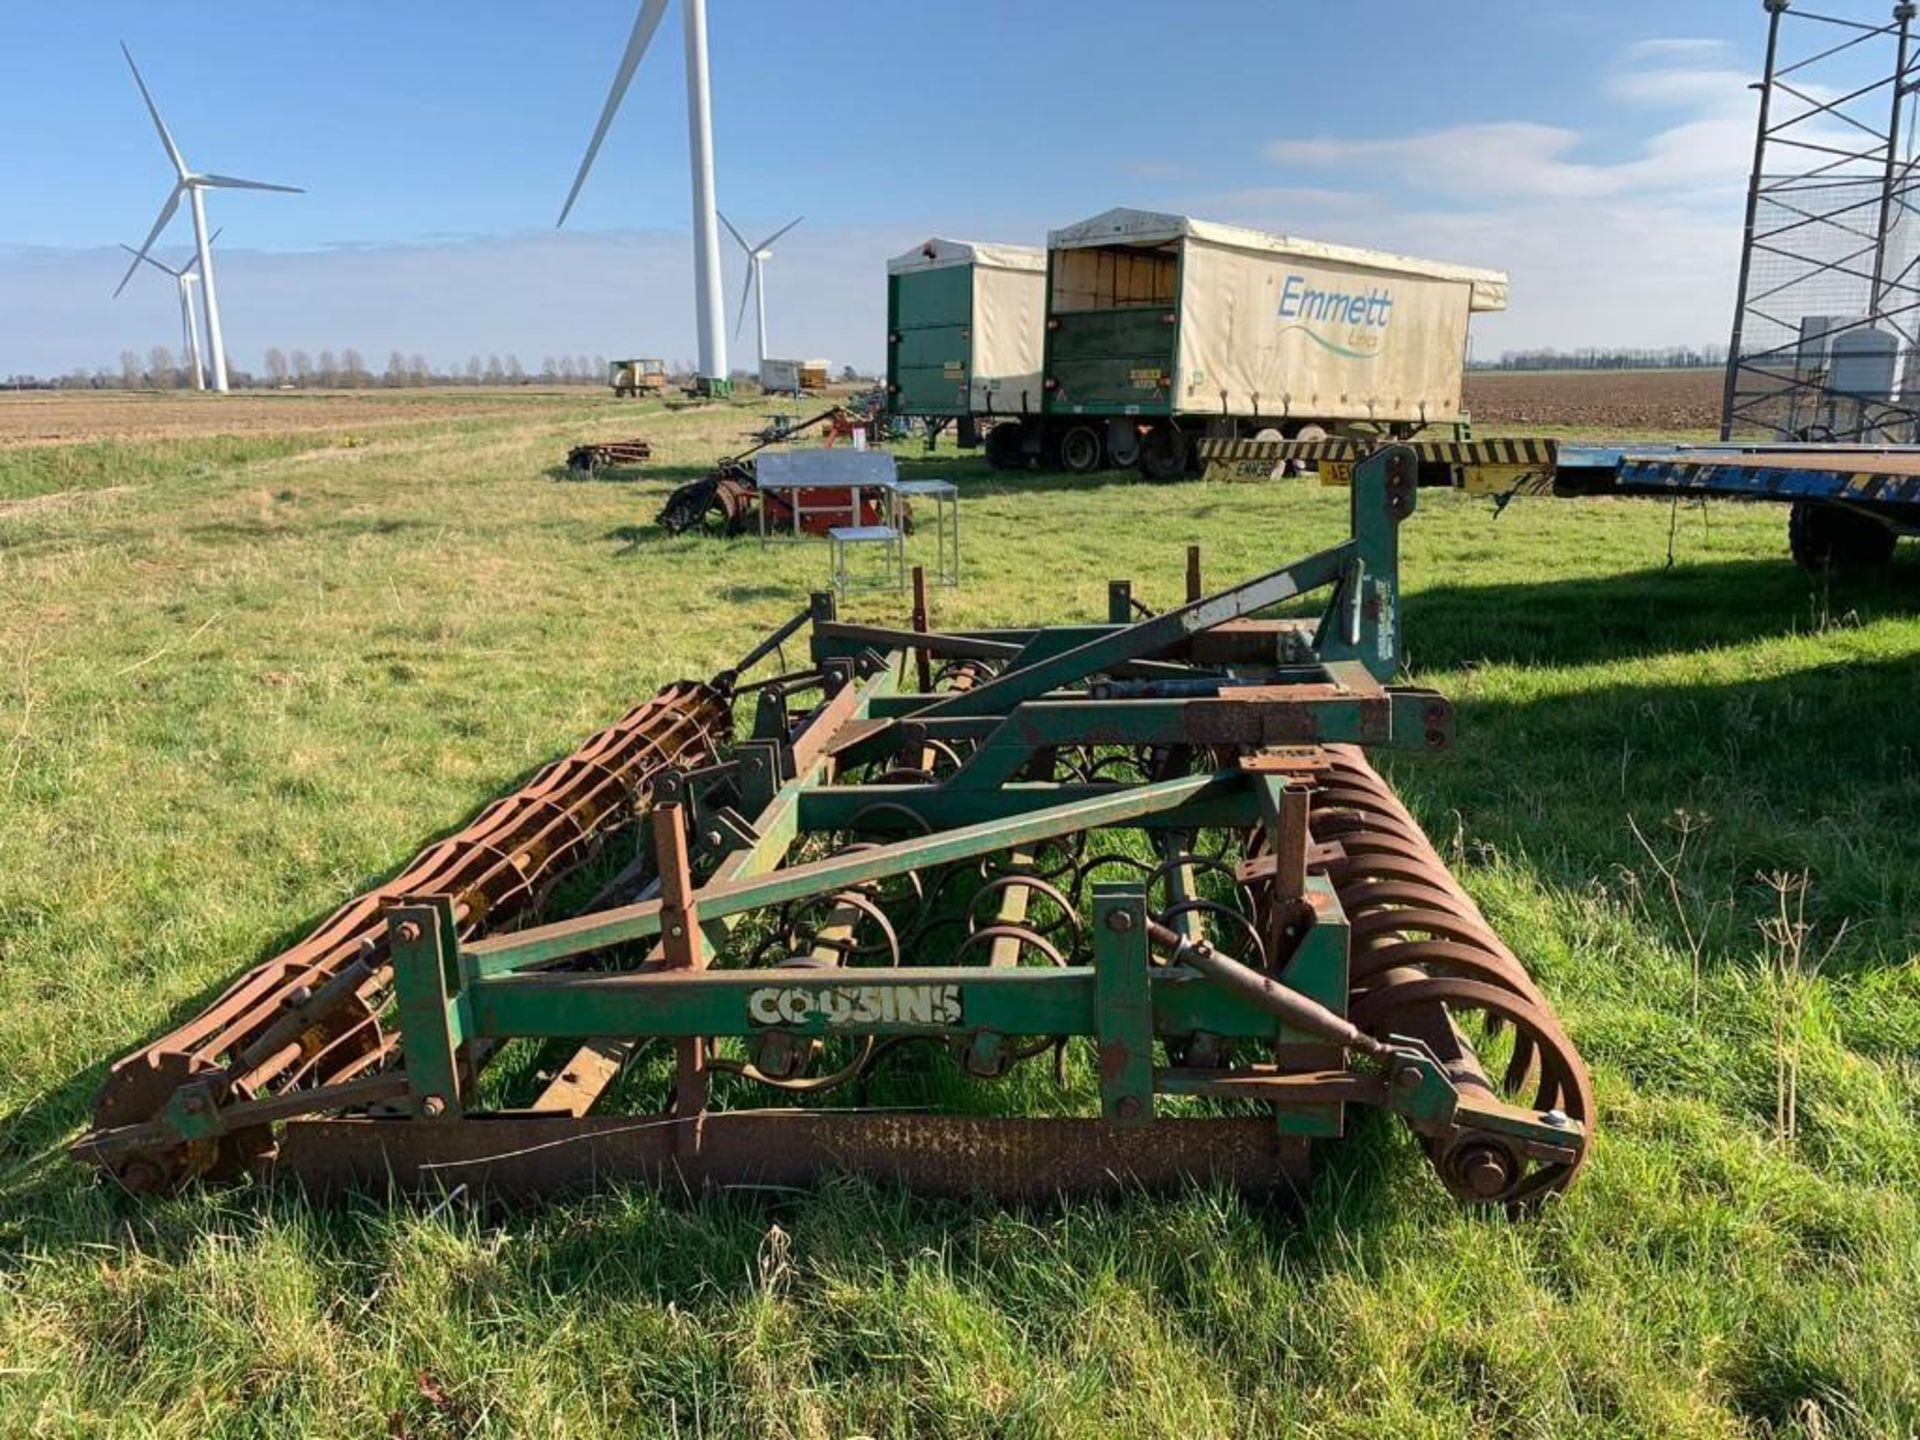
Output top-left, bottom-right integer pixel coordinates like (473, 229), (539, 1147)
(1197, 435), (1559, 487)
(1195, 436), (1556, 464)
(1197, 438), (1358, 463)
(1415, 437), (1557, 466)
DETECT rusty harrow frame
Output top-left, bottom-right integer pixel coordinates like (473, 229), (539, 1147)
(77, 445), (1591, 1208)
(565, 438), (655, 475)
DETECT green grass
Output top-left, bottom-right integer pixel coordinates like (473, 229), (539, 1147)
(3, 395), (1919, 1437)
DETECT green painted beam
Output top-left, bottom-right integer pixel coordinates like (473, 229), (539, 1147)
(466, 772), (1236, 975)
(464, 962), (1299, 1043)
(794, 774), (1256, 833)
(911, 541), (1356, 721)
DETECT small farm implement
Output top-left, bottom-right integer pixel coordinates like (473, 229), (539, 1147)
(656, 396), (892, 537)
(77, 444), (1591, 1209)
(565, 437), (655, 475)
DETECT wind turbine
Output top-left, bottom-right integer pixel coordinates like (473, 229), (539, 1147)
(721, 211), (803, 370)
(558, 0), (730, 395)
(113, 43), (302, 393)
(119, 229), (223, 391)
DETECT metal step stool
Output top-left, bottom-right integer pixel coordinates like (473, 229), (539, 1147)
(827, 524), (906, 595)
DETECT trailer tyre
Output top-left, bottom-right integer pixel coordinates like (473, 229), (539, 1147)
(1059, 425), (1104, 475)
(1286, 423), (1328, 478)
(1788, 500), (1896, 571)
(985, 422), (1029, 472)
(1138, 423), (1189, 481)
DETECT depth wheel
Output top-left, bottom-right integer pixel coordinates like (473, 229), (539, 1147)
(1138, 423), (1189, 481)
(1058, 424), (1104, 475)
(1789, 500), (1896, 570)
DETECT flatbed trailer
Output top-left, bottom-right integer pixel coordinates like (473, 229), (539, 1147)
(1198, 437), (1920, 569)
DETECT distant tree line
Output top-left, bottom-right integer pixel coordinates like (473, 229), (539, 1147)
(1473, 344), (1727, 372)
(1, 349), (665, 390)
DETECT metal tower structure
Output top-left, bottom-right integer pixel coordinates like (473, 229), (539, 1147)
(1722, 1), (1920, 441)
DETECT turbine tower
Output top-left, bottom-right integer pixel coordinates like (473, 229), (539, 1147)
(114, 44), (302, 393)
(119, 230), (222, 391)
(721, 211), (803, 370)
(558, 0), (732, 395)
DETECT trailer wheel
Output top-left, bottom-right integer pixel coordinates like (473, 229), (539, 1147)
(1107, 422), (1142, 469)
(1286, 423), (1328, 478)
(1138, 423), (1189, 481)
(1058, 425), (1104, 475)
(1788, 500), (1896, 570)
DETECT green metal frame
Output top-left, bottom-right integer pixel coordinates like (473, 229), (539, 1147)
(191, 444), (1587, 1202)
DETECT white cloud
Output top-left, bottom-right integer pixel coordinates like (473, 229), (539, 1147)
(1188, 185), (1380, 216)
(1264, 47), (1756, 205)
(1187, 187), (1737, 352)
(1268, 122), (1624, 201)
(1626, 37), (1733, 62)
(1245, 40), (1766, 348)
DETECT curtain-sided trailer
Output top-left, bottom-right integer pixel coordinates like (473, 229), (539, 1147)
(995, 209), (1508, 478)
(886, 238), (1048, 445)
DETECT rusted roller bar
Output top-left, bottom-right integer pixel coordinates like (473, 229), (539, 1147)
(1308, 745), (1593, 1204)
(80, 679), (731, 1192)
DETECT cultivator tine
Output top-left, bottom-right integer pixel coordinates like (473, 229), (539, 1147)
(531, 1038), (635, 1117)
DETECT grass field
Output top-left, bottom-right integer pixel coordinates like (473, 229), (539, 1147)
(2, 387), (1918, 1438)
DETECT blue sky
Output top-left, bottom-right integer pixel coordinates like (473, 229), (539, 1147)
(0, 1), (1787, 376)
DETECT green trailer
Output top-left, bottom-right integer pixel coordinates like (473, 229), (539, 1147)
(886, 238), (1047, 443)
(996, 209), (1509, 479)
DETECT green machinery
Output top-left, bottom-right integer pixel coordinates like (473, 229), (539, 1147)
(79, 445), (1591, 1207)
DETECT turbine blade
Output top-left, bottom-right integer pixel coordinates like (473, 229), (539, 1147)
(121, 43), (188, 179)
(198, 173), (304, 194)
(180, 226), (222, 277)
(113, 185), (182, 297)
(556, 0), (672, 227)
(719, 210), (751, 253)
(734, 259), (755, 341)
(760, 215), (804, 251)
(119, 242), (182, 278)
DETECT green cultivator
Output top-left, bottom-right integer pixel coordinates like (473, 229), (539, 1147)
(77, 445), (1591, 1208)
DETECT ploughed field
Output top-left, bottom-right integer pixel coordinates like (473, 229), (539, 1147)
(0, 385), (592, 447)
(1464, 366), (1723, 435)
(1, 387), (1918, 1438)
